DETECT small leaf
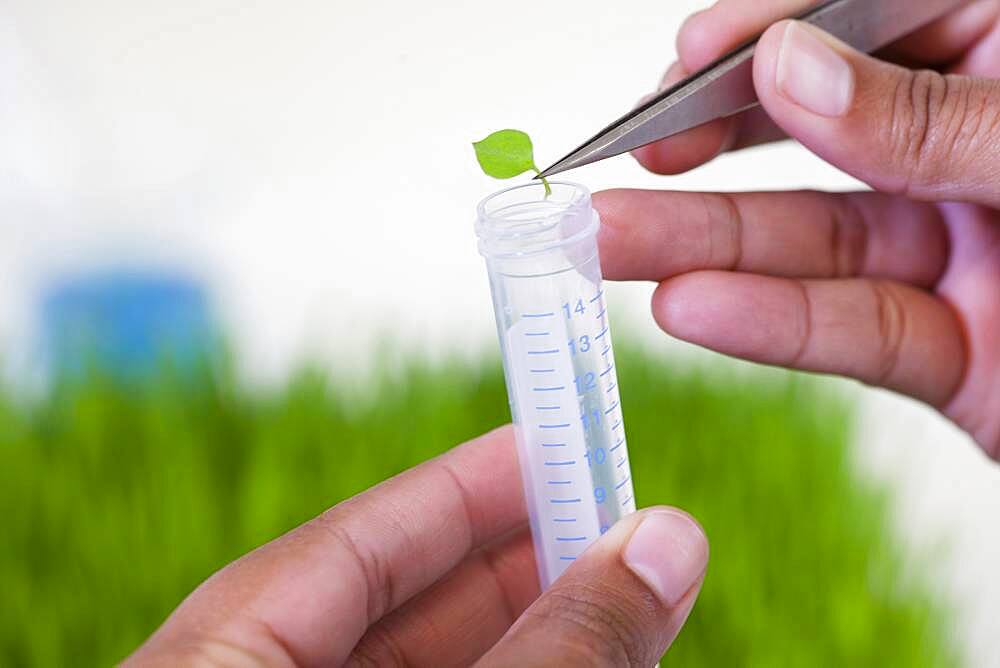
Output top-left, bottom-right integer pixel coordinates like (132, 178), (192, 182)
(472, 129), (538, 179)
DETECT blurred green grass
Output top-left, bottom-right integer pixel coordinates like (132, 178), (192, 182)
(0, 347), (959, 666)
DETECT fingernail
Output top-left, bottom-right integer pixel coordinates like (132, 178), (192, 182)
(623, 510), (708, 606)
(775, 21), (855, 117)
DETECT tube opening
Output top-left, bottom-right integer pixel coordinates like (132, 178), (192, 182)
(475, 182), (597, 259)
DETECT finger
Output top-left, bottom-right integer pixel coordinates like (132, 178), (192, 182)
(676, 0), (815, 73)
(637, 0), (822, 174)
(753, 20), (1000, 207)
(680, 0), (998, 73)
(478, 508), (708, 667)
(936, 205), (1000, 456)
(652, 271), (966, 408)
(632, 62), (740, 175)
(954, 14), (1000, 76)
(637, 0), (1000, 175)
(632, 62), (787, 175)
(594, 188), (950, 286)
(349, 528), (539, 667)
(127, 426), (526, 667)
(885, 0), (1000, 70)
(634, 0), (810, 174)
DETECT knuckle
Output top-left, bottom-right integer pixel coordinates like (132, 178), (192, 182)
(523, 583), (655, 667)
(347, 625), (408, 668)
(886, 69), (943, 190)
(323, 521), (395, 622)
(871, 280), (906, 387)
(697, 192), (744, 270)
(788, 282), (814, 369)
(886, 70), (987, 194)
(830, 196), (869, 277)
(148, 637), (272, 668)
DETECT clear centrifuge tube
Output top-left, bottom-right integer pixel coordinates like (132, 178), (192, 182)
(476, 181), (636, 590)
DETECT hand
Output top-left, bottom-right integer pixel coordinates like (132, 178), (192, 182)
(125, 427), (708, 667)
(596, 0), (1000, 456)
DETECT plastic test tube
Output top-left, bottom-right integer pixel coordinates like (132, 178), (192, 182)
(476, 181), (636, 589)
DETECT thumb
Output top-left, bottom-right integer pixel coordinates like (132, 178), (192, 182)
(753, 19), (1000, 207)
(477, 508), (708, 667)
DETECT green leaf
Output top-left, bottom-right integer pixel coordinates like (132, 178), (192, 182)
(472, 129), (537, 178)
(472, 129), (551, 196)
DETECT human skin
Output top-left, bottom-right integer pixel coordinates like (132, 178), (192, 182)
(124, 427), (709, 667)
(126, 3), (999, 665)
(597, 0), (1000, 457)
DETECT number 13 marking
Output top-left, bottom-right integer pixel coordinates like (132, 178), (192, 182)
(567, 335), (591, 356)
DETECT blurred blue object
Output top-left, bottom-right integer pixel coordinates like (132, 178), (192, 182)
(41, 272), (216, 382)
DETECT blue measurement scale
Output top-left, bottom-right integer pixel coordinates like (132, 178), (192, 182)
(507, 285), (635, 585)
(477, 180), (636, 589)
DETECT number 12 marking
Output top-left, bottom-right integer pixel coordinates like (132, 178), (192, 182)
(574, 373), (597, 394)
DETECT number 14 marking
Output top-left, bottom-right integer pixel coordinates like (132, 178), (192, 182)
(562, 299), (586, 319)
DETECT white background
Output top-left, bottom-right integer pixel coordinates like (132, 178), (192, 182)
(2, 1), (997, 663)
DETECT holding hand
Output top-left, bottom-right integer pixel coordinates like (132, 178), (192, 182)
(126, 428), (708, 667)
(598, 0), (1000, 455)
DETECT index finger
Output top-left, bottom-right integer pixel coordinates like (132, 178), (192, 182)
(127, 426), (526, 667)
(635, 0), (819, 175)
(594, 188), (950, 287)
